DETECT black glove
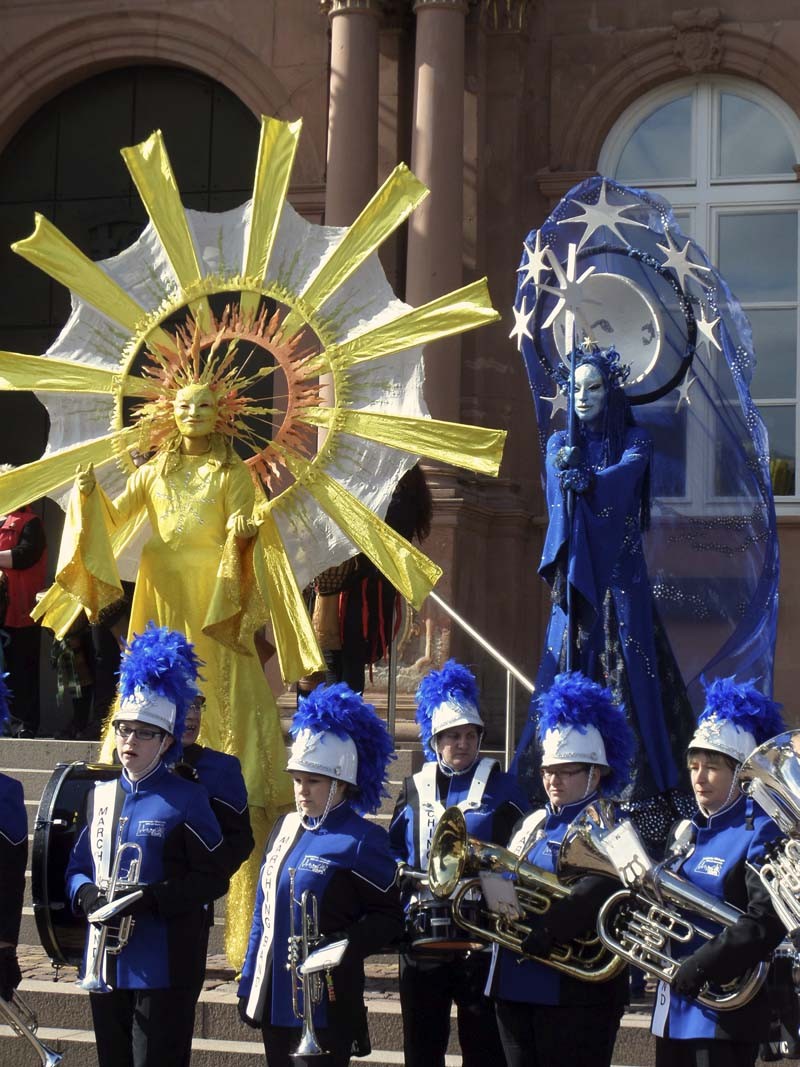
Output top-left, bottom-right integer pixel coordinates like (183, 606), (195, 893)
(554, 445), (582, 470)
(238, 997), (259, 1029)
(0, 946), (21, 1001)
(106, 885), (156, 921)
(673, 954), (707, 999)
(75, 883), (108, 919)
(558, 466), (594, 495)
(520, 922), (554, 959)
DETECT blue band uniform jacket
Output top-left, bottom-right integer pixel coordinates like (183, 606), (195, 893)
(651, 794), (785, 1043)
(486, 793), (629, 1008)
(65, 760), (229, 989)
(239, 801), (402, 1054)
(0, 771), (27, 945)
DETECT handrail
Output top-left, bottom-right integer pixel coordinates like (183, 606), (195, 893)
(385, 590), (535, 770)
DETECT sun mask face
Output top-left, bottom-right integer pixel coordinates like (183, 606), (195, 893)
(574, 363), (607, 426)
(173, 384), (217, 439)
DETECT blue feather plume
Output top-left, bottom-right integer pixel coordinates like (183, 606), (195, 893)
(119, 623), (203, 756)
(415, 660), (480, 761)
(535, 671), (633, 796)
(290, 683), (395, 815)
(699, 676), (784, 747)
(0, 673), (11, 733)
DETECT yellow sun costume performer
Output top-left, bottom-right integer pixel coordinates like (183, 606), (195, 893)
(0, 116), (505, 966)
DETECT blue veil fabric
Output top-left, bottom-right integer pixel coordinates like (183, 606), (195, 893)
(511, 177), (779, 832)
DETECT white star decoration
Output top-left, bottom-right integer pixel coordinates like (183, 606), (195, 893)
(539, 388), (568, 417)
(509, 295), (534, 349)
(656, 229), (713, 296)
(696, 301), (722, 353)
(557, 181), (648, 252)
(517, 230), (549, 289)
(674, 372), (698, 412)
(538, 244), (597, 345)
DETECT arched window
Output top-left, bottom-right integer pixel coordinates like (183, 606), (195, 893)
(600, 77), (800, 504)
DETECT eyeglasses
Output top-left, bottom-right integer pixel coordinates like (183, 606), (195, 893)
(540, 766), (588, 781)
(114, 722), (164, 742)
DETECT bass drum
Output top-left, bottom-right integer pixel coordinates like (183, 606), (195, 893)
(32, 761), (120, 966)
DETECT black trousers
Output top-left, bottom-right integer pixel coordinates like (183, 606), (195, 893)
(4, 624), (41, 733)
(399, 952), (503, 1067)
(262, 1024), (352, 1067)
(494, 998), (624, 1067)
(654, 1036), (759, 1067)
(89, 987), (198, 1067)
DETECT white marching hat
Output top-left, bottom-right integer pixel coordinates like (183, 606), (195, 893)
(540, 723), (608, 769)
(116, 687), (177, 735)
(287, 728), (359, 786)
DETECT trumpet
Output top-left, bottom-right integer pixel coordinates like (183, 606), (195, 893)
(559, 806), (768, 1010)
(286, 867), (330, 1064)
(0, 990), (63, 1066)
(427, 806), (625, 982)
(739, 731), (800, 935)
(80, 818), (143, 994)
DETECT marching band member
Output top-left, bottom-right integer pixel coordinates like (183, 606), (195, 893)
(173, 690), (254, 880)
(389, 660), (525, 1067)
(650, 677), (786, 1067)
(487, 671), (634, 1067)
(0, 676), (26, 1003)
(238, 683), (403, 1067)
(66, 625), (229, 1067)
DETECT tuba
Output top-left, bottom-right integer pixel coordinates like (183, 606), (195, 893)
(559, 805), (768, 1010)
(426, 806), (625, 982)
(0, 990), (64, 1066)
(80, 818), (143, 994)
(739, 730), (800, 935)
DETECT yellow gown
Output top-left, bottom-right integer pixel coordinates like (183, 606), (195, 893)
(53, 448), (292, 967)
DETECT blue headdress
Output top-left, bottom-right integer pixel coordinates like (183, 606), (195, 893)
(415, 659), (483, 762)
(536, 671), (634, 796)
(690, 676), (784, 764)
(0, 673), (11, 735)
(118, 623), (202, 757)
(289, 683), (395, 815)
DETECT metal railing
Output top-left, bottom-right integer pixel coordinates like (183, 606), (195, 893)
(386, 590), (535, 770)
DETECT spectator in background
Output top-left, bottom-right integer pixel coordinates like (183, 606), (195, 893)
(0, 466), (47, 738)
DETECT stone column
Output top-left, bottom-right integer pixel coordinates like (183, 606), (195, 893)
(324, 0), (382, 226)
(405, 0), (468, 423)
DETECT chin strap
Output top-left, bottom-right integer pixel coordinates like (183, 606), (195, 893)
(299, 779), (339, 832)
(126, 736), (172, 782)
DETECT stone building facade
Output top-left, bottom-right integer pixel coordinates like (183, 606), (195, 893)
(1, 0), (799, 738)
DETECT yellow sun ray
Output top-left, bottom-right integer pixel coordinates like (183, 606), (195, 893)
(121, 131), (211, 331)
(255, 509), (325, 682)
(33, 510), (148, 637)
(299, 408), (507, 476)
(308, 279), (500, 374)
(0, 351), (149, 396)
(240, 116), (302, 318)
(0, 427), (138, 515)
(12, 216), (175, 351)
(280, 163), (429, 339)
(282, 453), (441, 608)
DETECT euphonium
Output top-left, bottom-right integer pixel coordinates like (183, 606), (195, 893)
(559, 806), (768, 1010)
(287, 867), (330, 1064)
(0, 990), (64, 1066)
(427, 806), (625, 982)
(739, 730), (800, 935)
(80, 818), (143, 994)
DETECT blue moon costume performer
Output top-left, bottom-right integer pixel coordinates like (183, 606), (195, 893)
(511, 177), (780, 852)
(0, 675), (26, 1002)
(238, 683), (403, 1067)
(389, 660), (526, 1067)
(650, 677), (786, 1067)
(487, 672), (634, 1067)
(65, 625), (229, 1067)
